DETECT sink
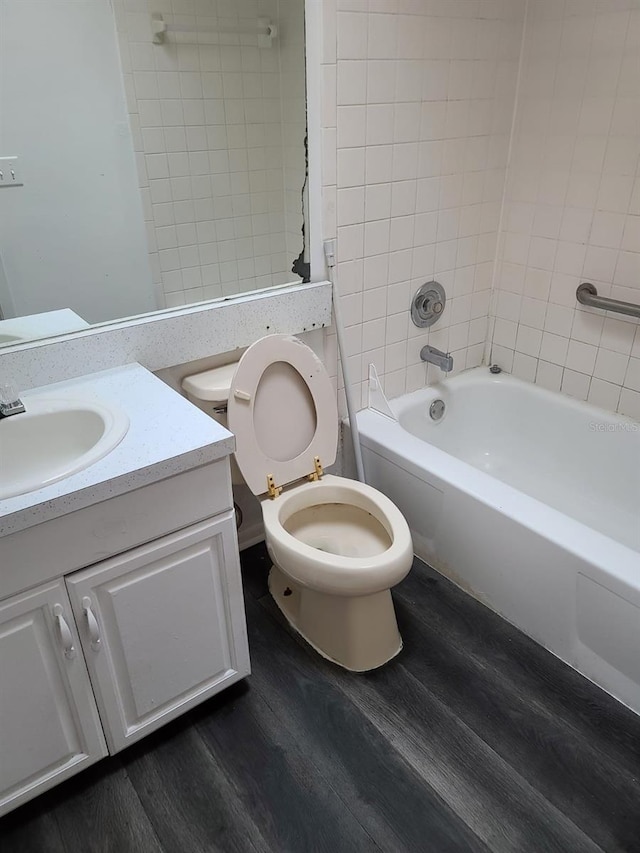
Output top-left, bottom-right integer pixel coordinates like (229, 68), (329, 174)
(0, 398), (129, 500)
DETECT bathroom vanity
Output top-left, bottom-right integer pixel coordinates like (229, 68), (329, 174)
(0, 364), (250, 817)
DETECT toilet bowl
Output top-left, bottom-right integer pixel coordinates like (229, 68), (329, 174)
(185, 334), (413, 671)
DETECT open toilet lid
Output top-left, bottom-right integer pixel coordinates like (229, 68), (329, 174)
(227, 334), (338, 496)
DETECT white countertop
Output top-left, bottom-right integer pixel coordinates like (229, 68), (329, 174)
(0, 363), (234, 536)
(0, 309), (90, 347)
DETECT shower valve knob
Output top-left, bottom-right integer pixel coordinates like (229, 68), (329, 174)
(411, 281), (447, 328)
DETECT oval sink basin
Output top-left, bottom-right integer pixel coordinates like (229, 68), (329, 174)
(0, 398), (129, 500)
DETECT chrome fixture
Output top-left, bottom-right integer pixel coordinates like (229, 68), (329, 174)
(420, 345), (453, 373)
(411, 281), (446, 328)
(489, 364), (502, 374)
(576, 283), (640, 320)
(0, 382), (25, 419)
(429, 399), (446, 421)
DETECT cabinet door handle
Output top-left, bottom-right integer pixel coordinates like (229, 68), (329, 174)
(81, 597), (102, 651)
(52, 604), (76, 660)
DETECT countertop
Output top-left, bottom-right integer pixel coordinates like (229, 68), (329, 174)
(0, 363), (234, 536)
(0, 309), (90, 347)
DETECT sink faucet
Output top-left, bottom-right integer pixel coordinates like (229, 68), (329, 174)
(420, 345), (453, 373)
(0, 382), (25, 419)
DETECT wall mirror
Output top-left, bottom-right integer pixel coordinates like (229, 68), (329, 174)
(0, 0), (308, 349)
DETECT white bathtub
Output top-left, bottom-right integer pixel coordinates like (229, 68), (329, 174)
(357, 367), (640, 715)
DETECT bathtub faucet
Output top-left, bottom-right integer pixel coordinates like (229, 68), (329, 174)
(420, 345), (453, 373)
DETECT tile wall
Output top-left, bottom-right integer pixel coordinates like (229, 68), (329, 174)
(113, 0), (306, 309)
(490, 0), (640, 419)
(321, 0), (527, 408)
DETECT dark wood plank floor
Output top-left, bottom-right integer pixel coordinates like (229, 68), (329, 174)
(3, 543), (640, 852)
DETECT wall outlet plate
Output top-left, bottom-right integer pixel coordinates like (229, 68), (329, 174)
(0, 156), (24, 188)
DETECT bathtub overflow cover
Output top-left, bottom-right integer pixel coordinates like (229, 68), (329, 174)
(429, 399), (446, 421)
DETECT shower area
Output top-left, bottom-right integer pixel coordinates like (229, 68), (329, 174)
(331, 0), (640, 718)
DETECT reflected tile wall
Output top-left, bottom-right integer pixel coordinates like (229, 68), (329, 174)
(113, 0), (306, 309)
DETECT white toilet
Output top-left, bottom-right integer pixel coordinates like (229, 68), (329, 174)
(183, 334), (413, 672)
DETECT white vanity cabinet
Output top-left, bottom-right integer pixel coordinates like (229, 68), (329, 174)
(0, 457), (251, 818)
(0, 581), (108, 816)
(65, 513), (250, 753)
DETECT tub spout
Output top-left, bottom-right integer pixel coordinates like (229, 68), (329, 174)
(420, 345), (453, 373)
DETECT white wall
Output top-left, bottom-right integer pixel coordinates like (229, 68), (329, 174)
(0, 0), (156, 324)
(490, 0), (640, 419)
(320, 0), (527, 410)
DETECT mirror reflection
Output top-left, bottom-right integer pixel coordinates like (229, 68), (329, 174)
(0, 0), (308, 347)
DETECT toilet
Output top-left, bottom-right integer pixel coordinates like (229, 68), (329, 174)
(183, 334), (413, 672)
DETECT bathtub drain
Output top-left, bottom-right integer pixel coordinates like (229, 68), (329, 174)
(429, 399), (445, 420)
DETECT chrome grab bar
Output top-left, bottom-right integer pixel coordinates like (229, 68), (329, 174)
(576, 283), (640, 320)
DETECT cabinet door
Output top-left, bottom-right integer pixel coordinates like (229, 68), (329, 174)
(66, 512), (251, 753)
(0, 581), (107, 817)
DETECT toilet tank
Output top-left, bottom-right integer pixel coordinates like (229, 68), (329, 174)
(182, 362), (243, 484)
(182, 362), (238, 423)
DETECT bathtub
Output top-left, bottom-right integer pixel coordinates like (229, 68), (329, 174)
(356, 367), (640, 716)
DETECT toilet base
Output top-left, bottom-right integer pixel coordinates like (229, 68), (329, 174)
(268, 565), (403, 672)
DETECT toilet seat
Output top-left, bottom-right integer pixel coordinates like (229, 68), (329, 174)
(262, 475), (413, 596)
(228, 333), (413, 599)
(227, 334), (339, 496)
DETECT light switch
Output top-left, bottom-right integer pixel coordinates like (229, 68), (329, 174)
(0, 156), (23, 188)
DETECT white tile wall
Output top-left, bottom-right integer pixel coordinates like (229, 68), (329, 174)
(321, 0), (527, 408)
(113, 0), (306, 308)
(490, 0), (640, 418)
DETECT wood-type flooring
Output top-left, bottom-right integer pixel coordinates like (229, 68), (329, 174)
(3, 543), (640, 852)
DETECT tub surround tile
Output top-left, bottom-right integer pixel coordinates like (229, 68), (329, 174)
(561, 368), (592, 402)
(566, 340), (598, 375)
(536, 360), (564, 393)
(624, 356), (640, 392)
(594, 347), (630, 385)
(490, 344), (515, 374)
(490, 1), (640, 413)
(619, 387), (640, 420)
(540, 332), (570, 366)
(570, 311), (604, 347)
(588, 378), (622, 413)
(600, 317), (637, 356)
(322, 0), (527, 409)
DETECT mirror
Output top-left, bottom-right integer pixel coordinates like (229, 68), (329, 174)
(0, 0), (308, 348)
